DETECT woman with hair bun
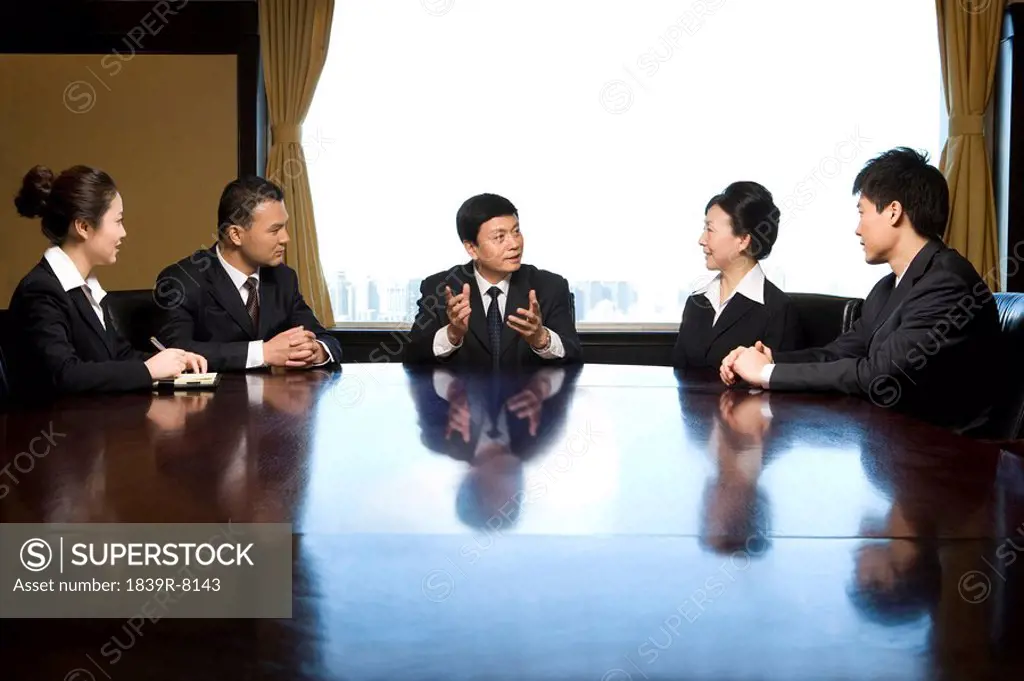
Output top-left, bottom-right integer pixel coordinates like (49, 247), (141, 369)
(6, 164), (206, 400)
(672, 181), (801, 372)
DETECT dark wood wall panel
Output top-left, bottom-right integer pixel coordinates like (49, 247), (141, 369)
(1, 0), (262, 177)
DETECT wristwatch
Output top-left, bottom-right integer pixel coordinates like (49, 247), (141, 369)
(531, 328), (551, 351)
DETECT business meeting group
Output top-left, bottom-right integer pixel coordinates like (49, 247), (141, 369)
(1, 145), (1006, 437)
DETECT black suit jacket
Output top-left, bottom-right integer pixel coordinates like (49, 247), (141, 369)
(403, 262), (582, 369)
(770, 240), (1002, 434)
(154, 247), (342, 372)
(672, 278), (801, 371)
(5, 259), (153, 401)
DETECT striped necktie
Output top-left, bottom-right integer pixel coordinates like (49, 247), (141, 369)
(243, 277), (259, 330)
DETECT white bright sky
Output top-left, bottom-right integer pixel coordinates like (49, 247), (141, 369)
(304, 0), (943, 323)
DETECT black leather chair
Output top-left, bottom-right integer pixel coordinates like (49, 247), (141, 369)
(104, 289), (164, 353)
(986, 292), (1024, 441)
(789, 293), (863, 350)
(0, 308), (10, 405)
(0, 340), (8, 406)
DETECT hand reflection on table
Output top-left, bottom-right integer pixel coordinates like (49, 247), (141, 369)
(145, 391), (215, 433)
(142, 371), (324, 523)
(847, 506), (942, 628)
(700, 389), (773, 556)
(846, 415), (998, 628)
(429, 367), (567, 530)
(261, 368), (327, 415)
(854, 505), (932, 585)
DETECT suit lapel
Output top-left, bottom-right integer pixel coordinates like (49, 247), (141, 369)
(38, 258), (115, 356)
(867, 240), (943, 345)
(708, 294), (756, 345)
(461, 264), (490, 351)
(500, 269), (530, 357)
(68, 287), (115, 356)
(257, 270), (273, 339)
(204, 248), (257, 338)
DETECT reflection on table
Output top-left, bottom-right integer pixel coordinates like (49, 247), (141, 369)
(1, 363), (1023, 681)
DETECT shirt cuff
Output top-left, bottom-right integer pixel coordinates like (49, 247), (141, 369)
(538, 367), (566, 397)
(312, 340), (333, 366)
(433, 325), (462, 357)
(531, 328), (565, 359)
(432, 369), (457, 400)
(246, 340), (265, 369)
(760, 363), (775, 389)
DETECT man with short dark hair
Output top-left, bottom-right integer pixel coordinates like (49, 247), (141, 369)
(721, 147), (1001, 434)
(404, 193), (582, 368)
(154, 176), (342, 372)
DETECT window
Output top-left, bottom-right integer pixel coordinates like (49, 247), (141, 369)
(305, 0), (943, 327)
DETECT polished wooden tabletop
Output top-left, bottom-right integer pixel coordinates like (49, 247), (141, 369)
(2, 364), (1024, 681)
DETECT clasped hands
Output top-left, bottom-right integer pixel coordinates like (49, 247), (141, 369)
(720, 341), (774, 387)
(263, 326), (328, 369)
(444, 284), (550, 349)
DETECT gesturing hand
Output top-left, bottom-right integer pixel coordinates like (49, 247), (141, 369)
(445, 284), (472, 345)
(507, 289), (548, 349)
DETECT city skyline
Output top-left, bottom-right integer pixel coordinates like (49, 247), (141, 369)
(326, 271), (653, 324)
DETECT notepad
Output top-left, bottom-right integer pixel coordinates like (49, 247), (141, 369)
(153, 373), (221, 391)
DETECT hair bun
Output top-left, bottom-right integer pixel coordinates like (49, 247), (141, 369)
(14, 165), (55, 219)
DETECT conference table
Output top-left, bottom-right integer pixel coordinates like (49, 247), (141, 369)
(2, 363), (1023, 681)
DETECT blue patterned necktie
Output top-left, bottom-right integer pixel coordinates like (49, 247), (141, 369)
(486, 286), (502, 371)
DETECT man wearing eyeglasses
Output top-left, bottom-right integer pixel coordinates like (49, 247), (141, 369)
(404, 193), (582, 369)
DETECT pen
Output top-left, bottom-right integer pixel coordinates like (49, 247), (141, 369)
(149, 336), (167, 352)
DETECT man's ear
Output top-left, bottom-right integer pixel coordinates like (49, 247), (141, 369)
(462, 240), (478, 261)
(888, 201), (904, 226)
(226, 224), (245, 246)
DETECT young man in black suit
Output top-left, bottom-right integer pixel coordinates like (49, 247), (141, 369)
(721, 147), (1001, 434)
(404, 193), (582, 369)
(154, 177), (342, 372)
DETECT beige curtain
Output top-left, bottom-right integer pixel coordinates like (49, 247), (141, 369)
(259, 0), (335, 325)
(936, 0), (1006, 291)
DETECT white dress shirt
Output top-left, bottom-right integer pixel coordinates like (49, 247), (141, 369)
(432, 267), (565, 359)
(44, 246), (108, 329)
(215, 245), (333, 369)
(694, 262), (767, 326)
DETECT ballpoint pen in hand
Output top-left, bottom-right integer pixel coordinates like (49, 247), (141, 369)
(150, 336), (190, 373)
